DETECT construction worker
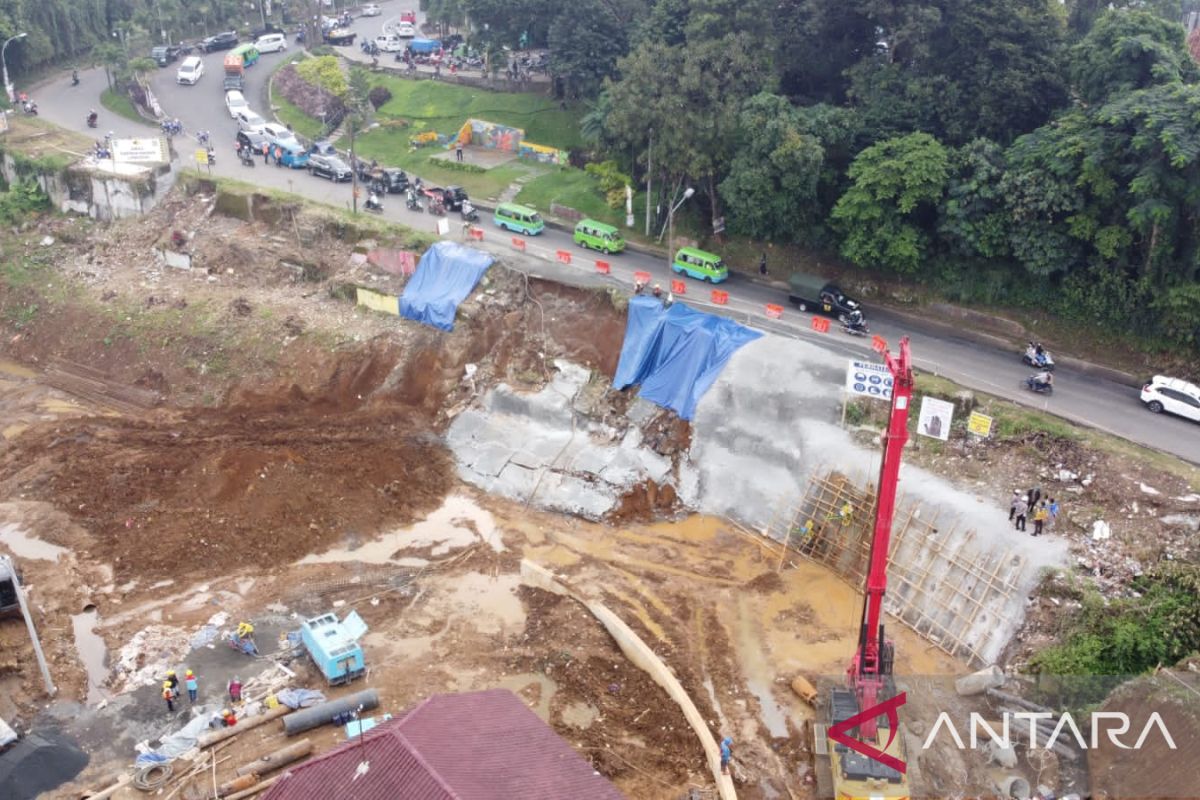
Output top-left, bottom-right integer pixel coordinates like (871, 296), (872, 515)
(163, 681), (176, 713)
(185, 669), (198, 703)
(236, 621), (254, 640)
(838, 502), (853, 526)
(221, 708), (237, 727)
(228, 675), (242, 704)
(165, 669), (180, 699)
(720, 737), (733, 775)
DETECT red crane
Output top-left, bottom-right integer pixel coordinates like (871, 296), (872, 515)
(847, 336), (913, 739)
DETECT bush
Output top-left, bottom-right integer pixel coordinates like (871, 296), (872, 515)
(436, 159), (486, 174)
(0, 179), (50, 225)
(274, 63), (346, 132)
(296, 55), (347, 97)
(367, 86), (392, 110)
(584, 159), (631, 209)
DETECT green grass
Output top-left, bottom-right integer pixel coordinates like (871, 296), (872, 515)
(273, 94), (326, 141)
(100, 88), (155, 127)
(516, 169), (646, 231)
(369, 76), (583, 150)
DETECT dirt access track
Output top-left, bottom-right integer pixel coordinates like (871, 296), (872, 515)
(1, 185), (1197, 799)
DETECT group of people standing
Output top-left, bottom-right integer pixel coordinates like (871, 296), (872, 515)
(162, 667), (243, 728)
(1009, 488), (1059, 537)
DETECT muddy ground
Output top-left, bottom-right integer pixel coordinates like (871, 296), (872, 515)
(0, 188), (1196, 798)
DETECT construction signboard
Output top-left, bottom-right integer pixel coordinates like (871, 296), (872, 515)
(917, 396), (954, 441)
(966, 411), (994, 438)
(111, 137), (169, 164)
(845, 359), (893, 401)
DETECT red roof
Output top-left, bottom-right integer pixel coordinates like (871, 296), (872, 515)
(263, 689), (626, 800)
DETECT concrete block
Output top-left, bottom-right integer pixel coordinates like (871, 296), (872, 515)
(494, 462), (541, 501)
(536, 473), (616, 520)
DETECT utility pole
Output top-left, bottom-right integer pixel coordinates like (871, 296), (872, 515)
(644, 128), (653, 237)
(349, 118), (358, 214)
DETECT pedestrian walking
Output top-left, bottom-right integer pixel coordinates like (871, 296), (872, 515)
(1033, 502), (1049, 536)
(185, 669), (198, 703)
(759, 252), (768, 276)
(228, 676), (242, 703)
(720, 737), (733, 775)
(1013, 496), (1028, 532)
(163, 681), (176, 713)
(1008, 489), (1021, 521)
(1048, 497), (1060, 531)
(455, 140), (463, 162)
(1028, 485), (1042, 510)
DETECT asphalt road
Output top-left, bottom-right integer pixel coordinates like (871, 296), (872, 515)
(26, 27), (1200, 465)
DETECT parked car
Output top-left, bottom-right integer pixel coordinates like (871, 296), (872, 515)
(307, 140), (338, 157)
(254, 33), (287, 53)
(224, 90), (249, 119)
(250, 24), (285, 39)
(1140, 375), (1200, 422)
(176, 56), (204, 85)
(375, 34), (405, 52)
(431, 185), (468, 211)
(236, 109), (267, 134)
(357, 163), (409, 193)
(236, 130), (271, 156)
(308, 153), (353, 181)
(150, 45), (181, 67)
(260, 122), (296, 143)
(362, 3), (382, 15)
(202, 31), (239, 52)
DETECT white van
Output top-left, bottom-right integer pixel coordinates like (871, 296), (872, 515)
(255, 33), (287, 53)
(176, 56), (204, 85)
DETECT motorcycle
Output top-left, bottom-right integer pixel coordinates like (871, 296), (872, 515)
(71, 71), (80, 87)
(87, 112), (98, 129)
(405, 190), (424, 212)
(459, 201), (478, 223)
(1023, 375), (1054, 395)
(237, 146), (256, 167)
(21, 100), (37, 116)
(206, 146), (216, 166)
(364, 192), (384, 213)
(839, 310), (870, 337)
(1022, 341), (1055, 371)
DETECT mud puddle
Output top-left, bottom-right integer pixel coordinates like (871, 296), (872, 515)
(0, 521), (68, 561)
(71, 609), (112, 705)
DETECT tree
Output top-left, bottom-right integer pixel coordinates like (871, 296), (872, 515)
(718, 93), (825, 241)
(296, 55), (348, 98)
(94, 42), (126, 91)
(937, 139), (1011, 261)
(1068, 9), (1198, 106)
(831, 132), (950, 273)
(547, 0), (628, 99)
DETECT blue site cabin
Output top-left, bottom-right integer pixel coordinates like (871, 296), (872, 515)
(300, 610), (368, 685)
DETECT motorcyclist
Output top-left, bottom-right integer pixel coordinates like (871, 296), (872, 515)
(71, 70), (79, 86)
(844, 308), (867, 331)
(87, 109), (98, 127)
(1032, 370), (1053, 390)
(366, 189), (382, 210)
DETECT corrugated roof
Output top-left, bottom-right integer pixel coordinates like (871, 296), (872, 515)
(263, 689), (626, 800)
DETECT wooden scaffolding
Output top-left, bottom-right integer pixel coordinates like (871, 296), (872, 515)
(768, 471), (1025, 665)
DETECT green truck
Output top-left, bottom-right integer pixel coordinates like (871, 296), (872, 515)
(787, 272), (862, 319)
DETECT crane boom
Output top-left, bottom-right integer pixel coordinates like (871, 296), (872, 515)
(848, 336), (913, 739)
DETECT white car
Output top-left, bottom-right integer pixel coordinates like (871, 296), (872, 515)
(396, 21), (416, 38)
(260, 122), (296, 142)
(236, 110), (267, 134)
(362, 3), (382, 16)
(255, 33), (287, 53)
(1140, 375), (1200, 422)
(375, 35), (405, 52)
(225, 90), (249, 119)
(175, 56), (204, 85)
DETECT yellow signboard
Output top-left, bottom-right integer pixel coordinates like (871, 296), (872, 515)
(355, 287), (400, 316)
(967, 411), (994, 438)
(194, 149), (209, 165)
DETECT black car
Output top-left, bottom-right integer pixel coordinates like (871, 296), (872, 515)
(236, 130), (271, 156)
(223, 73), (244, 92)
(436, 186), (469, 212)
(250, 24), (284, 40)
(308, 154), (353, 182)
(202, 31), (239, 52)
(355, 162), (409, 193)
(150, 45), (181, 67)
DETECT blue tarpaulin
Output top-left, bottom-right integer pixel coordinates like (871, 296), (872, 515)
(399, 241), (494, 331)
(613, 296), (762, 420)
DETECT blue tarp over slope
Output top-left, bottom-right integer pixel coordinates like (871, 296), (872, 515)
(399, 241), (494, 331)
(613, 296), (762, 420)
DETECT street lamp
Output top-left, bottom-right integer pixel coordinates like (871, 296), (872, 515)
(2, 32), (27, 105)
(666, 186), (695, 272)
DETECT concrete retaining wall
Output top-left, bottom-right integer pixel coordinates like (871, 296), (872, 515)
(1, 153), (175, 221)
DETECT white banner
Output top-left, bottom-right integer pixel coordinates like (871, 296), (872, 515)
(845, 358), (893, 401)
(111, 137), (169, 164)
(917, 396), (954, 441)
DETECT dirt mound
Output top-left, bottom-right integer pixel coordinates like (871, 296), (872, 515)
(0, 350), (454, 582)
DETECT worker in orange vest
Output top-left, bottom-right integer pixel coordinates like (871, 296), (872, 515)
(162, 681), (176, 713)
(221, 708), (237, 727)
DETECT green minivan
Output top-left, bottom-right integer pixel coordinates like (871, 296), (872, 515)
(672, 247), (729, 283)
(573, 219), (625, 254)
(493, 203), (544, 236)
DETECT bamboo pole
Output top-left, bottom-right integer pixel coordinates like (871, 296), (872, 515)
(224, 775), (280, 800)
